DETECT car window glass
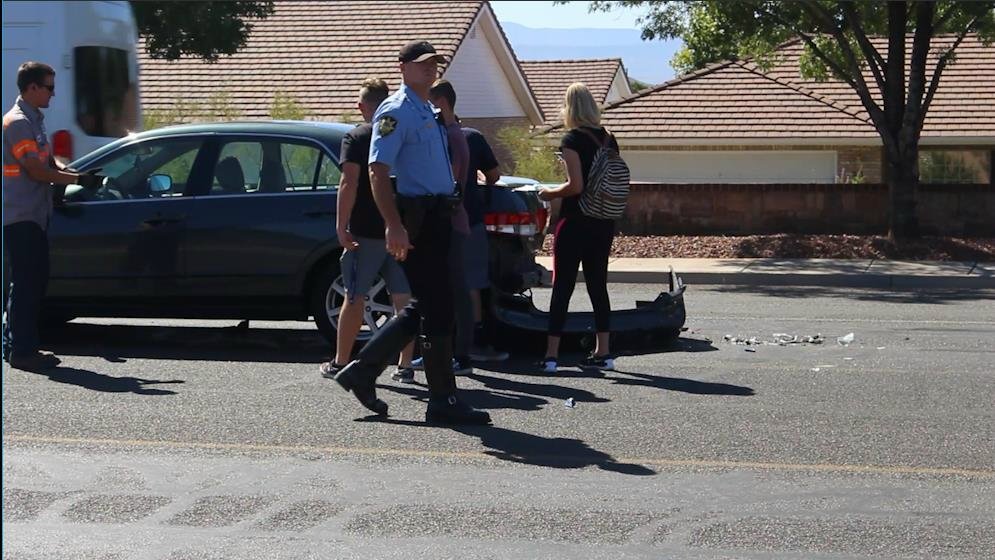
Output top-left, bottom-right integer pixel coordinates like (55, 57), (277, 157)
(315, 153), (342, 191)
(67, 138), (202, 202)
(211, 139), (328, 195)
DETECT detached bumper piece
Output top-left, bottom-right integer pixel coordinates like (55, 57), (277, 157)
(491, 269), (687, 340)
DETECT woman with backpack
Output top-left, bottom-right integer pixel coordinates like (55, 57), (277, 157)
(536, 82), (628, 373)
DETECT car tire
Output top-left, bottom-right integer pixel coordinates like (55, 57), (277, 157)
(309, 261), (395, 347)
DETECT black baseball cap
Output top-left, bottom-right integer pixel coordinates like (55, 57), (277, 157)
(398, 41), (447, 63)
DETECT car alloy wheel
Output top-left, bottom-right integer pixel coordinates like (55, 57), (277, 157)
(324, 274), (395, 342)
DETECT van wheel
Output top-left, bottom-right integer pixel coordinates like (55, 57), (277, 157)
(309, 262), (394, 346)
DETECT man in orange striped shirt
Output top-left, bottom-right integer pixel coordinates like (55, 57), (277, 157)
(3, 62), (102, 371)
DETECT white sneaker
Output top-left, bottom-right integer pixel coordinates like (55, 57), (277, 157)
(536, 358), (557, 373)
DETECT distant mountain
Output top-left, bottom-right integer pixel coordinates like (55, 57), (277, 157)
(500, 22), (680, 85)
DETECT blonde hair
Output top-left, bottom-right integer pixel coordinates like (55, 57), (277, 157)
(559, 82), (601, 130)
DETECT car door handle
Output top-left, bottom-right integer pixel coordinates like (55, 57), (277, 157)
(303, 210), (333, 218)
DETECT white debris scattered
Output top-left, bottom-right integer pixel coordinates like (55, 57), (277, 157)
(564, 398), (576, 408)
(837, 332), (855, 346)
(876, 346), (886, 350)
(724, 333), (825, 346)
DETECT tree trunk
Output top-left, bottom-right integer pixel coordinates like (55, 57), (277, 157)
(886, 150), (920, 240)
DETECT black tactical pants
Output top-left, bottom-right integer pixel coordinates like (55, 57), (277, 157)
(344, 197), (457, 396)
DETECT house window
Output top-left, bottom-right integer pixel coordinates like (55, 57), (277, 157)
(919, 150), (991, 184)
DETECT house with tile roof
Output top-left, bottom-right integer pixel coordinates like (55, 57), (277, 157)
(545, 35), (993, 188)
(520, 58), (632, 123)
(139, 1), (543, 164)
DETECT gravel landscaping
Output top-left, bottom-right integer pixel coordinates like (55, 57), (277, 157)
(539, 234), (995, 261)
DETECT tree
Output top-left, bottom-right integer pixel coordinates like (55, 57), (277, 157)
(628, 77), (653, 91)
(131, 1), (275, 62)
(584, 1), (995, 239)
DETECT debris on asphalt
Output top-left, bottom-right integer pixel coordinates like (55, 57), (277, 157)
(564, 398), (576, 408)
(724, 333), (825, 346)
(876, 346), (886, 350)
(837, 333), (855, 346)
(744, 347), (757, 352)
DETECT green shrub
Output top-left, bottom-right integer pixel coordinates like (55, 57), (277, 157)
(270, 92), (309, 120)
(497, 126), (563, 183)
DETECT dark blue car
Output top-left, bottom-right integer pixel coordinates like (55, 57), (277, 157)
(36, 121), (553, 344)
(10, 120), (683, 348)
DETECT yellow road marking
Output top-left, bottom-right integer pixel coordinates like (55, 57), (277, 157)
(5, 434), (992, 479)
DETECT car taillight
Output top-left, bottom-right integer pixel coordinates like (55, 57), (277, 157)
(52, 129), (73, 160)
(483, 211), (541, 236)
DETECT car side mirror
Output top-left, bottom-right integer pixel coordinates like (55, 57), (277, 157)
(148, 174), (172, 193)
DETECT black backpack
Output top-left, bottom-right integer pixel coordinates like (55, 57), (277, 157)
(577, 128), (630, 220)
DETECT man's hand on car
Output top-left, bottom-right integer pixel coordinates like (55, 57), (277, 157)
(75, 169), (106, 190)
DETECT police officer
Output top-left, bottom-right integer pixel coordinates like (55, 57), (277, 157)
(333, 41), (490, 425)
(3, 62), (102, 371)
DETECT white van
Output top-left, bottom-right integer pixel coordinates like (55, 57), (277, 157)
(2, 1), (141, 162)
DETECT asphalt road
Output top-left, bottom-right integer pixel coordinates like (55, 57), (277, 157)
(3, 284), (994, 559)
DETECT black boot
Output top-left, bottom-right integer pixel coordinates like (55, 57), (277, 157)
(334, 309), (420, 416)
(421, 335), (491, 425)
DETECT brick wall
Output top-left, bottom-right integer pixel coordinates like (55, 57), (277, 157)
(619, 183), (995, 236)
(459, 116), (532, 174)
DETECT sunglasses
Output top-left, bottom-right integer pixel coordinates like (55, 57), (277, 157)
(37, 84), (55, 93)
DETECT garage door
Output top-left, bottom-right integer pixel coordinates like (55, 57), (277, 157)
(623, 150), (837, 183)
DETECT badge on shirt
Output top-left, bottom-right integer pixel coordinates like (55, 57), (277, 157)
(378, 116), (397, 137)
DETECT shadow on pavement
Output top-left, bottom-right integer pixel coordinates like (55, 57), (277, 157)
(355, 416), (655, 475)
(379, 374), (610, 411)
(380, 382), (551, 412)
(33, 366), (184, 395)
(607, 370), (755, 396)
(711, 284), (995, 304)
(41, 321), (328, 364)
(460, 425), (656, 475)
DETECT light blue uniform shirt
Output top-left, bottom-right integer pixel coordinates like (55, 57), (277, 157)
(369, 83), (455, 196)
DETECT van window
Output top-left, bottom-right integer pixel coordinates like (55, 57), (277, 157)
(74, 46), (137, 138)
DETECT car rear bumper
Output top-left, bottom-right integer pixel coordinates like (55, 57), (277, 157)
(490, 269), (687, 336)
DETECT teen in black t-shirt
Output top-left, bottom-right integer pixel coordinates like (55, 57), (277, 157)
(339, 123), (386, 239)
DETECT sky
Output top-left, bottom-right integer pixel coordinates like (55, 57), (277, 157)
(489, 1), (645, 29)
(489, 1), (680, 84)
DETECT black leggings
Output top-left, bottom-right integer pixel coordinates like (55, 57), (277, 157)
(547, 216), (615, 336)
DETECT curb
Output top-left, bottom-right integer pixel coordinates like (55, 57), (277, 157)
(541, 269), (995, 290)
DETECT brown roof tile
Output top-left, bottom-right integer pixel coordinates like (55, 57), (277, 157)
(519, 58), (624, 122)
(763, 34), (995, 138)
(585, 34), (994, 141)
(139, 1), (484, 120)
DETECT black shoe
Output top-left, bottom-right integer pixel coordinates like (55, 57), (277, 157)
(453, 356), (473, 376)
(578, 354), (615, 370)
(318, 361), (345, 380)
(333, 360), (388, 416)
(8, 351), (61, 372)
(426, 395), (491, 425)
